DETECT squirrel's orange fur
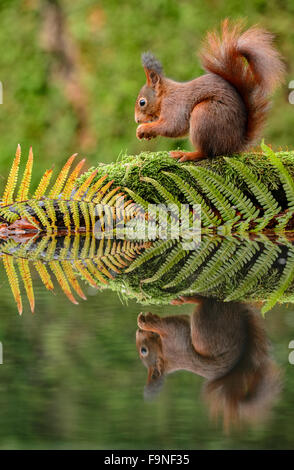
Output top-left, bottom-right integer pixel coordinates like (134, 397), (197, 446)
(136, 297), (281, 432)
(135, 19), (285, 162)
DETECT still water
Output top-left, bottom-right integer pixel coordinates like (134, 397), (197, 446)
(0, 234), (294, 450)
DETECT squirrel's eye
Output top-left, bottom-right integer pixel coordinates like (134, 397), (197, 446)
(140, 346), (148, 357)
(139, 98), (146, 107)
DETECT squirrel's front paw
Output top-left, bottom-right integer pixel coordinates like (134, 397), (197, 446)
(136, 124), (155, 141)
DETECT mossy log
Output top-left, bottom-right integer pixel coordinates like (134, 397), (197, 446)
(78, 146), (294, 233)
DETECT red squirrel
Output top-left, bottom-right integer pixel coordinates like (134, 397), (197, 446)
(135, 19), (285, 162)
(136, 296), (281, 431)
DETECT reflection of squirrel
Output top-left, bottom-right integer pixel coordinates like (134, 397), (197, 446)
(136, 297), (281, 431)
(135, 19), (285, 162)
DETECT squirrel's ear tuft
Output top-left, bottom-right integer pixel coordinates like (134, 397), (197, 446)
(142, 52), (163, 75)
(142, 52), (163, 87)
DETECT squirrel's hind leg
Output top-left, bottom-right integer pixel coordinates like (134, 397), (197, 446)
(169, 150), (206, 162)
(189, 99), (246, 158)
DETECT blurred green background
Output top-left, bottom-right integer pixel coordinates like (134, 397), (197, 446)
(1, 0), (294, 450)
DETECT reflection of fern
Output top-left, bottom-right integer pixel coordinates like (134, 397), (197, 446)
(262, 247), (294, 314)
(224, 243), (281, 302)
(141, 244), (186, 284)
(187, 237), (239, 291)
(124, 239), (176, 273)
(2, 231), (294, 313)
(163, 237), (219, 288)
(1, 235), (150, 314)
(203, 240), (259, 292)
(120, 232), (294, 312)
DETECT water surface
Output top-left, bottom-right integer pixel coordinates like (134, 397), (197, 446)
(0, 234), (294, 450)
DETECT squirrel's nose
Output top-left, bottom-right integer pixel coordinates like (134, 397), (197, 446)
(135, 116), (141, 124)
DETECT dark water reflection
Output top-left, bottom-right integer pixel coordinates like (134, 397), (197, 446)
(0, 234), (294, 449)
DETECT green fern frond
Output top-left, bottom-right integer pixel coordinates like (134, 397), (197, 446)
(101, 186), (121, 205)
(123, 187), (149, 211)
(95, 259), (114, 279)
(262, 141), (294, 209)
(16, 205), (40, 229)
(74, 260), (99, 288)
(71, 233), (80, 259)
(0, 206), (19, 223)
(79, 201), (91, 233)
(100, 256), (121, 274)
(80, 232), (91, 259)
(140, 176), (182, 212)
(225, 157), (281, 221)
(163, 171), (220, 227)
(45, 236), (57, 261)
(85, 259), (109, 284)
(88, 203), (97, 234)
(275, 209), (294, 231)
(30, 235), (51, 259)
(108, 191), (125, 208)
(261, 248), (294, 315)
(29, 200), (52, 232)
(10, 235), (37, 258)
(70, 200), (80, 233)
(185, 166), (236, 222)
(44, 198), (58, 232)
(184, 166), (260, 222)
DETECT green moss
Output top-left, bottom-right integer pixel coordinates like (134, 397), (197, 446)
(78, 150), (294, 199)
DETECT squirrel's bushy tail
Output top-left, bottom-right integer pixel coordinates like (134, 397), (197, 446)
(203, 306), (281, 433)
(199, 19), (286, 146)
